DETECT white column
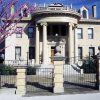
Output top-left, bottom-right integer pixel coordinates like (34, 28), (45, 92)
(35, 24), (39, 64)
(74, 27), (78, 62)
(42, 22), (48, 64)
(69, 23), (74, 63)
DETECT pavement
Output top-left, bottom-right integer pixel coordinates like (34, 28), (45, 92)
(0, 88), (100, 100)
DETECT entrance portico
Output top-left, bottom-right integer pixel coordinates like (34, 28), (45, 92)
(34, 6), (80, 64)
(35, 22), (78, 65)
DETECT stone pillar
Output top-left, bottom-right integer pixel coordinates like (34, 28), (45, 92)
(35, 24), (40, 64)
(42, 22), (48, 64)
(16, 67), (26, 96)
(53, 57), (64, 93)
(96, 54), (100, 90)
(69, 23), (74, 63)
(74, 26), (78, 62)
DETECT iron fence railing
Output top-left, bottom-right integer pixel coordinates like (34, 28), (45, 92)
(26, 68), (53, 92)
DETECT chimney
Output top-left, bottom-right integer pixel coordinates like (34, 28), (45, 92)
(92, 5), (96, 18)
(11, 4), (14, 16)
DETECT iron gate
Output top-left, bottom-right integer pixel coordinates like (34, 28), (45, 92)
(0, 68), (17, 89)
(26, 67), (53, 93)
(64, 56), (99, 91)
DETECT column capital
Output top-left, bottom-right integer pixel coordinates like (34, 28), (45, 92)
(36, 23), (40, 27)
(69, 22), (74, 26)
(41, 22), (47, 26)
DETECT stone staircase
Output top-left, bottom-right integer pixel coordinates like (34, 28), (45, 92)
(64, 64), (83, 75)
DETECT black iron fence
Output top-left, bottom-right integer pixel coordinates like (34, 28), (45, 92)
(26, 67), (53, 93)
(64, 56), (99, 90)
(0, 64), (17, 88)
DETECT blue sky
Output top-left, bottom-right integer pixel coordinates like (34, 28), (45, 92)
(7, 0), (100, 18)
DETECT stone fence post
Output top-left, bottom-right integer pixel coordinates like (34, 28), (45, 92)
(96, 55), (100, 90)
(52, 57), (65, 93)
(16, 67), (27, 96)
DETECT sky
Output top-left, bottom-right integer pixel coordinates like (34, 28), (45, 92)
(3, 0), (100, 18)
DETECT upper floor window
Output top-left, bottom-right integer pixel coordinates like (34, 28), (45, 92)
(23, 8), (28, 17)
(89, 47), (95, 56)
(83, 10), (87, 18)
(77, 28), (83, 39)
(16, 27), (22, 38)
(88, 28), (93, 39)
(28, 27), (34, 38)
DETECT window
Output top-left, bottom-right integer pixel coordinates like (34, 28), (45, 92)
(77, 28), (83, 39)
(29, 47), (35, 59)
(78, 47), (83, 59)
(83, 10), (87, 18)
(16, 27), (22, 38)
(23, 8), (28, 17)
(88, 28), (93, 39)
(89, 47), (95, 56)
(15, 47), (21, 60)
(28, 27), (34, 38)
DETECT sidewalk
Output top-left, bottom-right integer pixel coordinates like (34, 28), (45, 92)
(0, 90), (100, 100)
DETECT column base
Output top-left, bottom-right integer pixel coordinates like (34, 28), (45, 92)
(53, 87), (64, 93)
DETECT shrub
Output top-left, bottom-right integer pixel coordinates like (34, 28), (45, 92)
(82, 57), (96, 73)
(0, 64), (16, 75)
(27, 66), (36, 75)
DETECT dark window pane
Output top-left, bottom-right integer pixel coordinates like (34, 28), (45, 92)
(78, 47), (83, 59)
(83, 10), (87, 18)
(29, 47), (35, 59)
(28, 27), (34, 38)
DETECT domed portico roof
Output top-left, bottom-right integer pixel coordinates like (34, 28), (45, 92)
(33, 3), (81, 20)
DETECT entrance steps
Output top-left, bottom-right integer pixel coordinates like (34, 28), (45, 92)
(64, 64), (83, 75)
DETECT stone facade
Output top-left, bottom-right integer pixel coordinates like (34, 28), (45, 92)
(4, 4), (100, 65)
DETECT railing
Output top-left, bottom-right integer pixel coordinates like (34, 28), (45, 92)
(34, 4), (77, 13)
(47, 36), (66, 43)
(4, 60), (34, 66)
(26, 68), (53, 92)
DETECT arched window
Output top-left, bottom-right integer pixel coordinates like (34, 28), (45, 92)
(82, 10), (87, 18)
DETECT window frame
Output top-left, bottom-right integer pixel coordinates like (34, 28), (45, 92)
(16, 27), (22, 38)
(89, 47), (95, 56)
(78, 47), (83, 59)
(29, 47), (35, 59)
(15, 46), (21, 60)
(77, 28), (83, 39)
(88, 28), (94, 39)
(28, 27), (34, 38)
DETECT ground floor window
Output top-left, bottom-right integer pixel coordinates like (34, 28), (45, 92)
(78, 47), (83, 59)
(29, 47), (35, 59)
(15, 46), (21, 60)
(89, 47), (95, 56)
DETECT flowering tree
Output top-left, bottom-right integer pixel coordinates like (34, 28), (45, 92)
(0, 0), (34, 53)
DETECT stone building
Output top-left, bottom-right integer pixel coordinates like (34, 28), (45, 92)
(4, 3), (100, 65)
